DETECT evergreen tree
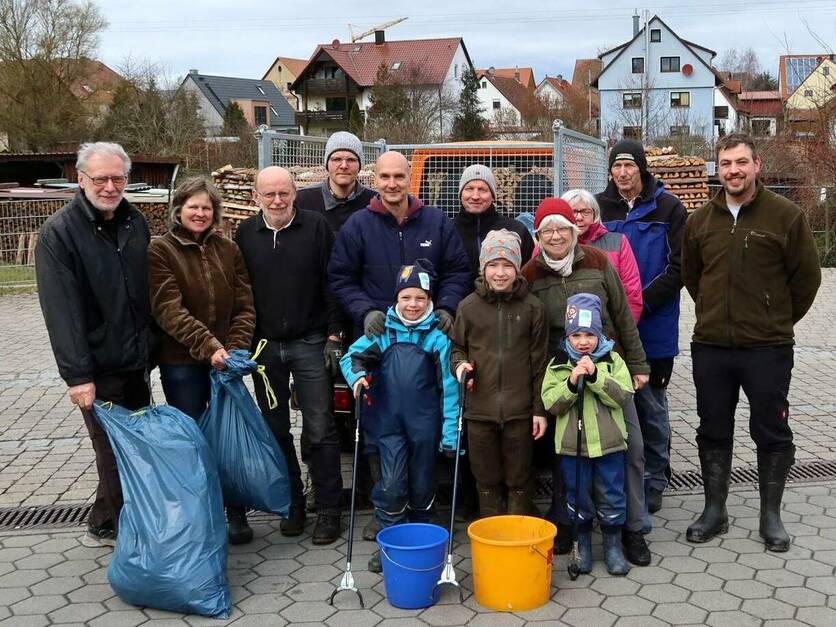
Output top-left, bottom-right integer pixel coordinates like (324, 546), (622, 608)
(348, 99), (364, 138)
(452, 69), (487, 141)
(222, 102), (249, 137)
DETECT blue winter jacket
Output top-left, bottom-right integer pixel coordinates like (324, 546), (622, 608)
(339, 307), (459, 450)
(328, 195), (471, 328)
(596, 176), (687, 360)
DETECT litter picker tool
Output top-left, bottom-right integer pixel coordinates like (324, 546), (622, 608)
(330, 386), (369, 608)
(431, 370), (472, 602)
(567, 374), (585, 581)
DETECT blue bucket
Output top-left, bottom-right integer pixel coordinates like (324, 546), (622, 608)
(377, 523), (449, 609)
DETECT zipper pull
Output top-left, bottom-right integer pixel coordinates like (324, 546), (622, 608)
(744, 233), (749, 249)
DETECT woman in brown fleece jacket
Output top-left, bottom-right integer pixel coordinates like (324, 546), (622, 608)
(148, 176), (256, 419)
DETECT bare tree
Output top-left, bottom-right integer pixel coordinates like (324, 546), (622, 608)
(0, 0), (108, 151)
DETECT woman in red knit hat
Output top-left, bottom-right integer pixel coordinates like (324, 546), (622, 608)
(522, 197), (652, 566)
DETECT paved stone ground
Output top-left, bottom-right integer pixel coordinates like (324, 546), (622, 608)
(0, 270), (834, 624)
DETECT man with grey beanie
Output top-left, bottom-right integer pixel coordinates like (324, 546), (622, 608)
(454, 163), (534, 287)
(295, 131), (375, 234)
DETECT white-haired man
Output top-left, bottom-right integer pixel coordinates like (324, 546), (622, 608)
(35, 142), (153, 548)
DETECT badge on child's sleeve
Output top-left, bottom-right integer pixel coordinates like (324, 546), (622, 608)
(419, 272), (430, 291)
(578, 309), (592, 328)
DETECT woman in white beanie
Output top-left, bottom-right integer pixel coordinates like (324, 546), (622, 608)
(454, 164), (534, 288)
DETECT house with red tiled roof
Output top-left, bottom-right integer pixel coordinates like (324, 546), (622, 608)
(476, 67), (536, 90)
(535, 74), (600, 136)
(262, 57), (308, 110)
(290, 32), (474, 136)
(476, 67), (538, 134)
(712, 71), (744, 137)
(736, 91), (782, 137)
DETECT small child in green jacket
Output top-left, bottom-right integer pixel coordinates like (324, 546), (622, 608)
(541, 292), (634, 576)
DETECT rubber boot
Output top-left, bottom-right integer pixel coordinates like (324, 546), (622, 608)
(757, 447), (794, 552)
(575, 530), (593, 574)
(554, 523), (573, 555)
(686, 447), (732, 543)
(362, 454), (381, 541)
(602, 527), (631, 576)
(227, 506), (253, 545)
(477, 486), (505, 518)
(507, 488), (539, 517)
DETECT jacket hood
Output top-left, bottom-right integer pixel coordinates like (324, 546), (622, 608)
(473, 275), (529, 301)
(369, 194), (423, 219)
(578, 221), (609, 245)
(385, 304), (438, 332)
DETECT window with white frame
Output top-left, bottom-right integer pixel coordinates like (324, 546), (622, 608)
(650, 29), (661, 42)
(632, 57), (644, 74)
(623, 92), (642, 109)
(623, 126), (642, 139)
(670, 91), (690, 107)
(660, 56), (680, 72)
(492, 99), (501, 110)
(670, 125), (690, 136)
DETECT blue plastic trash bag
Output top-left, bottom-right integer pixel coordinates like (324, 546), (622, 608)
(516, 211), (536, 238)
(198, 346), (291, 516)
(93, 402), (230, 619)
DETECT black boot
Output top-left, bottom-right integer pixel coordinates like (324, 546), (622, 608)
(687, 447), (732, 543)
(227, 506), (253, 545)
(477, 486), (505, 518)
(280, 502), (306, 537)
(757, 447), (794, 552)
(507, 488), (539, 517)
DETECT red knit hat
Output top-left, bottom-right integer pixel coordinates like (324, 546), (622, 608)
(534, 198), (576, 230)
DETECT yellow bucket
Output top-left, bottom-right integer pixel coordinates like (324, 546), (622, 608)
(467, 515), (557, 611)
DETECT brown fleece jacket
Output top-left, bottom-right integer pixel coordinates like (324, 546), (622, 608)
(452, 276), (549, 421)
(682, 182), (821, 347)
(148, 227), (255, 365)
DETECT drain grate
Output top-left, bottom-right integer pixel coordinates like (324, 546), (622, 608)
(0, 503), (91, 531)
(3, 460), (836, 532)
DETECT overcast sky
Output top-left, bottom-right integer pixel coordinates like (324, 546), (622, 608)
(95, 0), (836, 85)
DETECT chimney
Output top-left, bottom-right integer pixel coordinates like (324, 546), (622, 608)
(189, 69), (198, 75)
(632, 11), (640, 37)
(375, 30), (385, 45)
(488, 66), (496, 76)
(514, 65), (521, 83)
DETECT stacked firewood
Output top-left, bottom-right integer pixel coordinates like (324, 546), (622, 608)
(645, 148), (709, 211)
(212, 165), (258, 206)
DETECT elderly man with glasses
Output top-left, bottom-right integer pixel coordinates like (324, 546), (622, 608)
(35, 142), (153, 549)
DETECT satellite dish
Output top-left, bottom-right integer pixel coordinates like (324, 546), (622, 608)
(682, 64), (693, 76)
(331, 39), (341, 50)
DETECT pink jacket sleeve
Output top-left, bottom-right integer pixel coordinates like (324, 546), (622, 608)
(616, 235), (643, 322)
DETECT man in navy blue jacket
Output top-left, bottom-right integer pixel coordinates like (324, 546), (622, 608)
(329, 151), (470, 339)
(596, 140), (687, 561)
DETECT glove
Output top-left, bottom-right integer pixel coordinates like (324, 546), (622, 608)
(323, 338), (343, 379)
(363, 310), (386, 339)
(440, 442), (465, 457)
(435, 309), (454, 335)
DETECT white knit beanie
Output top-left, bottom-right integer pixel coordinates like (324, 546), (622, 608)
(459, 164), (497, 199)
(324, 131), (363, 167)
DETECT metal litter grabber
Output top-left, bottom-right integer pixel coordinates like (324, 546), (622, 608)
(432, 371), (471, 602)
(330, 389), (368, 608)
(567, 374), (585, 581)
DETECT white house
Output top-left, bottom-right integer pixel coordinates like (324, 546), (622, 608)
(713, 76), (742, 137)
(476, 68), (536, 129)
(594, 14), (721, 142)
(290, 32), (473, 137)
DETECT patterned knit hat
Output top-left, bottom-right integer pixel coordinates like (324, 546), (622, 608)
(324, 131), (363, 167)
(565, 292), (605, 340)
(479, 229), (522, 273)
(395, 258), (435, 297)
(459, 164), (497, 199)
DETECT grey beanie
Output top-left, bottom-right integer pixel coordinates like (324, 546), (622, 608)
(459, 163), (497, 199)
(324, 131), (363, 167)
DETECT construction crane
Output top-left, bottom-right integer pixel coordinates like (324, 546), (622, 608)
(348, 17), (407, 43)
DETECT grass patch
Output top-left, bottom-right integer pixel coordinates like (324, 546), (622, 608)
(0, 264), (36, 289)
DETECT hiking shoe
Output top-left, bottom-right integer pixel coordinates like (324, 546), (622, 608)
(80, 525), (116, 548)
(622, 530), (651, 566)
(312, 513), (340, 545)
(227, 506), (253, 545)
(362, 515), (380, 541)
(647, 487), (664, 514)
(368, 550), (382, 573)
(280, 503), (306, 537)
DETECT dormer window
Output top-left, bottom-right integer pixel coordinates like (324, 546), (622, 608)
(391, 61), (401, 70)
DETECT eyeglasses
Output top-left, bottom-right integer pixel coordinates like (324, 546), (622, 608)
(257, 191), (293, 202)
(80, 170), (128, 186)
(328, 156), (360, 166)
(537, 228), (567, 239)
(573, 209), (594, 217)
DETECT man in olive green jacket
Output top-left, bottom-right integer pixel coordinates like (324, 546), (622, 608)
(682, 133), (821, 553)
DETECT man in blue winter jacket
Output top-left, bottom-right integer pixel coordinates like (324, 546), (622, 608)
(596, 139), (687, 564)
(328, 150), (471, 339)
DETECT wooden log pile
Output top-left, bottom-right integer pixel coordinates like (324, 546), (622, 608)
(645, 147), (709, 211)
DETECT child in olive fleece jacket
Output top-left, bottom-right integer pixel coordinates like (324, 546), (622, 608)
(451, 229), (549, 517)
(541, 292), (634, 576)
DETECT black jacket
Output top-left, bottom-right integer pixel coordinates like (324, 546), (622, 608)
(453, 205), (535, 287)
(234, 208), (344, 342)
(35, 192), (153, 386)
(294, 181), (376, 234)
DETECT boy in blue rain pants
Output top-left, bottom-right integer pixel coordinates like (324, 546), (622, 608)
(340, 259), (458, 574)
(541, 293), (634, 576)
